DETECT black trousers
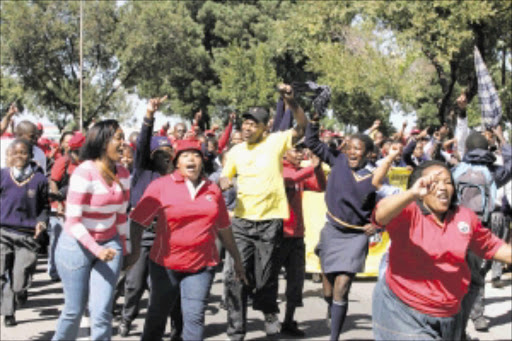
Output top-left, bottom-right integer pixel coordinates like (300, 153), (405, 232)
(226, 218), (283, 340)
(278, 237), (305, 309)
(0, 229), (39, 316)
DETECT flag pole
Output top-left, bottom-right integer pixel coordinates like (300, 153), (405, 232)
(79, 0), (83, 132)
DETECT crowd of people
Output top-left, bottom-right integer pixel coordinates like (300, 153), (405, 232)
(0, 84), (511, 341)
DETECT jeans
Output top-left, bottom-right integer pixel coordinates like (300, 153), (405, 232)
(47, 216), (63, 280)
(0, 228), (39, 316)
(141, 260), (213, 341)
(52, 232), (123, 341)
(226, 218), (283, 340)
(372, 277), (461, 340)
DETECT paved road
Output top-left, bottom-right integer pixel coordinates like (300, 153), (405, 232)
(1, 257), (511, 340)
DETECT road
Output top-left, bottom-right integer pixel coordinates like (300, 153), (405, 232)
(1, 256), (511, 340)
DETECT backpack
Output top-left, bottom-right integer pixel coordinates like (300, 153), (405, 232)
(452, 162), (497, 225)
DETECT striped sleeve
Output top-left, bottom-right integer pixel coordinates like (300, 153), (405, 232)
(65, 164), (104, 257)
(116, 166), (131, 255)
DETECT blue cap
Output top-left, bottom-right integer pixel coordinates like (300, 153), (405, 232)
(150, 136), (172, 153)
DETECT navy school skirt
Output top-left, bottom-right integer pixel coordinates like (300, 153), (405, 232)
(315, 221), (369, 274)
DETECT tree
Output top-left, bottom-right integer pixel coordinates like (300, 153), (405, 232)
(116, 0), (214, 120)
(209, 42), (280, 113)
(365, 0), (512, 126)
(269, 1), (432, 131)
(1, 1), (137, 131)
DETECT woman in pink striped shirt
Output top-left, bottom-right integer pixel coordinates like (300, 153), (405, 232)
(53, 120), (131, 341)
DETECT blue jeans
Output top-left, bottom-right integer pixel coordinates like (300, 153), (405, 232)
(141, 260), (213, 341)
(47, 216), (63, 280)
(372, 277), (462, 340)
(52, 232), (123, 341)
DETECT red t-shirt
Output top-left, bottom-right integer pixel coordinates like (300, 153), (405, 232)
(130, 170), (230, 272)
(49, 155), (78, 210)
(282, 160), (326, 237)
(372, 202), (504, 317)
(50, 155), (78, 183)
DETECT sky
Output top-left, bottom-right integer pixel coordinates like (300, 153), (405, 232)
(14, 94), (417, 139)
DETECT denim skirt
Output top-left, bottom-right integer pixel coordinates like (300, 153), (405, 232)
(372, 277), (462, 340)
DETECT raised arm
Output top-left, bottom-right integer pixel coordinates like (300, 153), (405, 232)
(0, 103), (17, 136)
(303, 155), (327, 192)
(304, 121), (338, 166)
(135, 96), (167, 170)
(374, 170), (441, 226)
(278, 83), (308, 144)
(372, 144), (402, 189)
(217, 113), (234, 153)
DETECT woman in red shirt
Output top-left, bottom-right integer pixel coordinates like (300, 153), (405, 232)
(128, 139), (246, 341)
(372, 161), (512, 340)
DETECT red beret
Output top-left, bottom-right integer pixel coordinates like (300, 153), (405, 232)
(68, 132), (85, 151)
(174, 139), (202, 161)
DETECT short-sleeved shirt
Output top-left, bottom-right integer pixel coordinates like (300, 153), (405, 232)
(372, 201), (504, 317)
(50, 155), (78, 183)
(221, 130), (294, 220)
(130, 170), (230, 272)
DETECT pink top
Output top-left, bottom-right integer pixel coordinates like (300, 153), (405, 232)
(65, 160), (130, 256)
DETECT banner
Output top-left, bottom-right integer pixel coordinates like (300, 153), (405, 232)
(303, 167), (411, 277)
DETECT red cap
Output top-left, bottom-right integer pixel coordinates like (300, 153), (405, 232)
(68, 132), (85, 151)
(36, 123), (44, 131)
(321, 130), (332, 138)
(173, 139), (202, 161)
(38, 137), (52, 154)
(411, 128), (421, 135)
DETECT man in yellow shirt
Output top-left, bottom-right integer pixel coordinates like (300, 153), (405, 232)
(220, 84), (308, 340)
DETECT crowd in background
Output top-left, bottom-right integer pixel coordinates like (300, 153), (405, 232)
(0, 85), (511, 341)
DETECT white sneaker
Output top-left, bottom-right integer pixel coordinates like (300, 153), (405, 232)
(264, 313), (281, 335)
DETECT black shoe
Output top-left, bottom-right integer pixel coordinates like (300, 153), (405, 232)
(118, 320), (131, 337)
(473, 317), (489, 331)
(169, 328), (183, 341)
(4, 315), (17, 327)
(281, 321), (305, 337)
(492, 278), (506, 288)
(16, 291), (28, 307)
(219, 300), (227, 310)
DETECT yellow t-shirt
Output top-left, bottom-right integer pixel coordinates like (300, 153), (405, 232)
(222, 130), (294, 221)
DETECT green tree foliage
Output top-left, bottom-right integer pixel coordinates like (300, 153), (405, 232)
(209, 42), (280, 113)
(2, 0), (510, 131)
(116, 0), (213, 119)
(1, 0), (134, 131)
(271, 1), (432, 131)
(365, 0), (512, 126)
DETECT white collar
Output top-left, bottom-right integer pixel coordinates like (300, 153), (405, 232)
(185, 179), (206, 200)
